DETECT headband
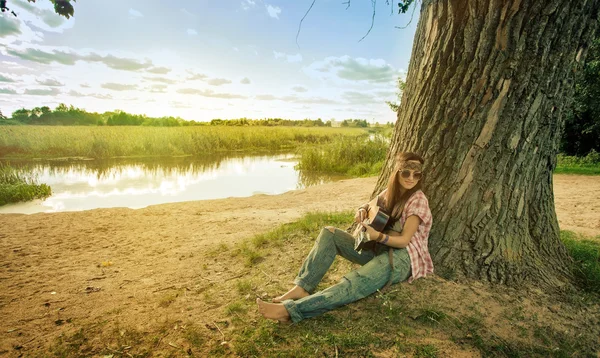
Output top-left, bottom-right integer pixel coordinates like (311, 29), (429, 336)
(398, 161), (422, 171)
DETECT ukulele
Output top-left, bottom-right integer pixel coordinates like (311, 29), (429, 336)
(353, 196), (390, 252)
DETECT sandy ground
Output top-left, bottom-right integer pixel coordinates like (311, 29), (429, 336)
(0, 174), (598, 355)
(553, 174), (600, 237)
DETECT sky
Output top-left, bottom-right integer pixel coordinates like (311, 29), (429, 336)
(0, 0), (419, 123)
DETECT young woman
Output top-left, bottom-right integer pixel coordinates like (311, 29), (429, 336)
(256, 152), (433, 323)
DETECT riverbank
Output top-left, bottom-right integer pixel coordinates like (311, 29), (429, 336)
(0, 174), (598, 356)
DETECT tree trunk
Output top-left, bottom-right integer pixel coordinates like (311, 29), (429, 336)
(373, 0), (599, 288)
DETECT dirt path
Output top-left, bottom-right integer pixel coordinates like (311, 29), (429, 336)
(553, 174), (600, 237)
(0, 174), (598, 354)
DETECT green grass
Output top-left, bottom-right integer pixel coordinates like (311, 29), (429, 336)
(0, 162), (52, 205)
(0, 126), (367, 159)
(556, 150), (600, 175)
(296, 133), (389, 176)
(560, 230), (600, 294)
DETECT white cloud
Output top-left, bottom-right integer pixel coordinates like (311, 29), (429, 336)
(129, 8), (144, 18)
(147, 66), (171, 74)
(273, 51), (302, 63)
(292, 86), (307, 92)
(304, 56), (398, 84)
(24, 87), (61, 96)
(240, 77), (251, 84)
(207, 78), (232, 86)
(287, 53), (302, 63)
(0, 16), (21, 38)
(2, 45), (155, 72)
(187, 29), (198, 36)
(187, 71), (208, 80)
(0, 87), (18, 95)
(143, 76), (177, 84)
(36, 78), (64, 87)
(0, 74), (17, 83)
(176, 88), (247, 99)
(101, 83), (138, 91)
(266, 4), (281, 19)
(241, 0), (256, 10)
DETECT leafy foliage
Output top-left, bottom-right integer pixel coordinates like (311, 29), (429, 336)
(1, 0), (75, 18)
(562, 38), (600, 156)
(386, 76), (407, 113)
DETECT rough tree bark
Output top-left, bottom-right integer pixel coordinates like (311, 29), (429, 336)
(372, 0), (599, 288)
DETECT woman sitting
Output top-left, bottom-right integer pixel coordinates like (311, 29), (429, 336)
(256, 152), (433, 323)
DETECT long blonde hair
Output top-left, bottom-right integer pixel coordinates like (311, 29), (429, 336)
(381, 152), (425, 222)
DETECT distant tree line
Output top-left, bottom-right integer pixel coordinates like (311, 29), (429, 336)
(0, 104), (375, 128)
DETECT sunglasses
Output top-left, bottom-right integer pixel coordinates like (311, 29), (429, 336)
(398, 169), (422, 180)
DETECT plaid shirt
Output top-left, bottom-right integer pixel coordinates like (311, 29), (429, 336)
(387, 190), (433, 283)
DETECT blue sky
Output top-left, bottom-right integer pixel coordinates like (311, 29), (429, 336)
(0, 0), (419, 122)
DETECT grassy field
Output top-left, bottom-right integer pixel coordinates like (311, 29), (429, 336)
(46, 212), (599, 357)
(0, 126), (368, 159)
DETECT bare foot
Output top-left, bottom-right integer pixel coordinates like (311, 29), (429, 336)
(272, 285), (309, 303)
(256, 298), (291, 323)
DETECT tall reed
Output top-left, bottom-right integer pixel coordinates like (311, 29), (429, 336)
(0, 126), (367, 159)
(296, 134), (389, 177)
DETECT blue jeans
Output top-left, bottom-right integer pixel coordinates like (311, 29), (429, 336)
(282, 227), (412, 323)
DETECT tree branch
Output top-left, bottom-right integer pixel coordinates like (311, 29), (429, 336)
(296, 0), (318, 49)
(395, 0), (418, 30)
(358, 0), (376, 43)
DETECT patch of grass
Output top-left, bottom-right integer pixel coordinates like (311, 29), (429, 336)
(560, 230), (600, 294)
(556, 150), (600, 175)
(296, 134), (389, 177)
(48, 329), (90, 357)
(231, 243), (264, 267)
(184, 325), (206, 349)
(206, 242), (229, 257)
(224, 301), (247, 316)
(413, 307), (447, 326)
(235, 279), (253, 296)
(415, 344), (439, 358)
(0, 162), (52, 206)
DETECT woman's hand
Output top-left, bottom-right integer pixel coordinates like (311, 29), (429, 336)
(359, 222), (382, 242)
(354, 208), (367, 223)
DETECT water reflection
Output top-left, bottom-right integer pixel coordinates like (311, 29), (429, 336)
(0, 153), (346, 214)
